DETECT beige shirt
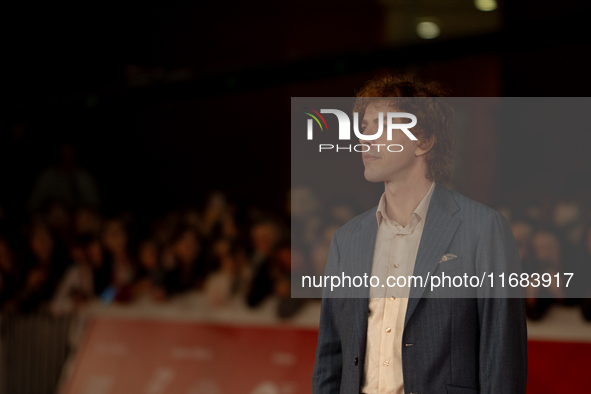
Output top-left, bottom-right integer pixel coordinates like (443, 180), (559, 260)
(361, 182), (435, 394)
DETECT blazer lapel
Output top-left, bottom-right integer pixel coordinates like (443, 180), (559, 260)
(404, 183), (461, 328)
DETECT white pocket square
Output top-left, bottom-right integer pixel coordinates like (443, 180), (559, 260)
(439, 254), (457, 263)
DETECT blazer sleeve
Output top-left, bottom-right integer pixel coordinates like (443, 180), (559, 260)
(476, 210), (528, 394)
(312, 235), (343, 394)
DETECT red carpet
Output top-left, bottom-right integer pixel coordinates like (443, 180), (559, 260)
(64, 318), (591, 393)
(64, 318), (318, 394)
(527, 340), (591, 393)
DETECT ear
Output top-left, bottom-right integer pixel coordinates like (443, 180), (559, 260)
(415, 134), (435, 157)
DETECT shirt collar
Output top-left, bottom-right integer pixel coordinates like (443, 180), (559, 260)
(376, 181), (436, 228)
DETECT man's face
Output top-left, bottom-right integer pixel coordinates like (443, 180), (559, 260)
(359, 103), (420, 183)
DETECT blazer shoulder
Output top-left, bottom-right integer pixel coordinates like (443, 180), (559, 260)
(446, 187), (506, 224)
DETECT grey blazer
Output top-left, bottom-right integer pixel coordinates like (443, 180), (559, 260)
(312, 183), (527, 394)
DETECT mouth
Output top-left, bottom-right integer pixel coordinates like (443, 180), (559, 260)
(362, 153), (380, 161)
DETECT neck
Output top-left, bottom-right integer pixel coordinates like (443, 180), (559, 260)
(383, 174), (432, 227)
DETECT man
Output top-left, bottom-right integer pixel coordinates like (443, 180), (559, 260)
(312, 73), (527, 393)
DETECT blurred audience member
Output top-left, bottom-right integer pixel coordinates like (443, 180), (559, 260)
(511, 219), (535, 264)
(87, 236), (110, 297)
(272, 241), (307, 319)
(246, 220), (282, 307)
(16, 221), (65, 312)
(152, 211), (181, 247)
(201, 191), (227, 239)
(102, 217), (136, 301)
(328, 198), (357, 226)
(0, 237), (18, 308)
(46, 201), (74, 245)
(132, 239), (167, 302)
(74, 207), (103, 236)
(311, 223), (340, 276)
(290, 187), (321, 247)
(163, 226), (204, 295)
(50, 235), (95, 315)
(552, 199), (585, 247)
(526, 229), (565, 320)
(27, 143), (99, 214)
(183, 207), (202, 231)
(204, 239), (247, 307)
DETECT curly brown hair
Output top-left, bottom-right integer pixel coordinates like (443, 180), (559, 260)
(353, 72), (455, 184)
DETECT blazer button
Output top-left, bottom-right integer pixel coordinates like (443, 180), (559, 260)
(355, 356), (358, 366)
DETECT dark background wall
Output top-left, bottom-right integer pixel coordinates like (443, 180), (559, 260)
(4, 0), (591, 221)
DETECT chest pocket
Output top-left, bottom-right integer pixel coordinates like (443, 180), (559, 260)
(436, 256), (463, 272)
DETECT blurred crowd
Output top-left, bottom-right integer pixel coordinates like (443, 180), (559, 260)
(0, 139), (368, 324)
(1, 142), (590, 323)
(0, 143), (324, 319)
(0, 192), (305, 318)
(501, 197), (591, 321)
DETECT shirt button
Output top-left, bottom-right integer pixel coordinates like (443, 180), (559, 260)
(393, 264), (400, 268)
(385, 327), (391, 333)
(383, 361), (389, 367)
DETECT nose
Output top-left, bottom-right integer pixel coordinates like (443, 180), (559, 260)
(358, 128), (372, 145)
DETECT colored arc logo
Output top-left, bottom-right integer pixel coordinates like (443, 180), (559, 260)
(303, 107), (329, 131)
